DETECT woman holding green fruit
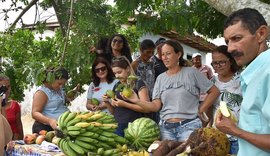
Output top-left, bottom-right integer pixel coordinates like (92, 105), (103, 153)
(107, 56), (150, 137)
(86, 57), (118, 114)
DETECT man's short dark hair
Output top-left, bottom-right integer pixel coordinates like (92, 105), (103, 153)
(155, 38), (166, 46)
(224, 8), (267, 34)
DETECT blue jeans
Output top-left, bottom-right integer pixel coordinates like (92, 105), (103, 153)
(115, 123), (128, 137)
(229, 140), (239, 155)
(159, 118), (202, 142)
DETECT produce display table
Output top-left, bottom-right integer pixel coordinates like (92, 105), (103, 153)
(6, 140), (64, 156)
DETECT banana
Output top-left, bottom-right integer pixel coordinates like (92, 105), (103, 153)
(87, 113), (104, 121)
(89, 122), (103, 127)
(79, 131), (99, 138)
(101, 119), (117, 124)
(97, 135), (114, 142)
(58, 111), (70, 129)
(76, 136), (99, 144)
(99, 131), (118, 138)
(220, 101), (230, 117)
(103, 149), (120, 156)
(83, 112), (95, 119)
(114, 135), (128, 144)
(66, 117), (81, 127)
(86, 124), (95, 130)
(102, 123), (118, 129)
(64, 112), (77, 125)
(74, 122), (91, 128)
(97, 142), (113, 150)
(67, 130), (81, 136)
(57, 138), (64, 152)
(62, 139), (77, 156)
(67, 125), (81, 131)
(74, 139), (97, 151)
(97, 148), (105, 155)
(67, 140), (85, 155)
(80, 128), (86, 134)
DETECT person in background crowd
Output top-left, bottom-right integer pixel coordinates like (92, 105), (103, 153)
(131, 39), (156, 122)
(150, 38), (167, 79)
(107, 34), (133, 63)
(86, 57), (118, 114)
(211, 45), (242, 155)
(107, 56), (150, 137)
(192, 53), (213, 79)
(215, 8), (270, 156)
(192, 52), (214, 126)
(131, 39), (155, 98)
(89, 37), (112, 64)
(32, 67), (70, 133)
(1, 76), (24, 140)
(0, 97), (12, 156)
(126, 40), (220, 141)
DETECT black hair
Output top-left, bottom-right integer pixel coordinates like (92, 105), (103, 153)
(96, 37), (109, 53)
(155, 38), (166, 46)
(163, 40), (187, 67)
(140, 39), (155, 51)
(213, 45), (241, 73)
(107, 34), (133, 63)
(224, 8), (267, 34)
(91, 57), (115, 86)
(43, 67), (69, 83)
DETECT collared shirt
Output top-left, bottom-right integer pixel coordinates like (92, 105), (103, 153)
(238, 49), (270, 156)
(193, 64), (213, 80)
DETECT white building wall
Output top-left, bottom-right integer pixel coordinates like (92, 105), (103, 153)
(138, 33), (209, 64)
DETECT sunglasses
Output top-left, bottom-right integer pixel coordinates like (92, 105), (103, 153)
(95, 66), (107, 73)
(112, 39), (123, 44)
(211, 59), (229, 67)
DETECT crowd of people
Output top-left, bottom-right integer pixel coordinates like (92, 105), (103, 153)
(1, 8), (270, 156)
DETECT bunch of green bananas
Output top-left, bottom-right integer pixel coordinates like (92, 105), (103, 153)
(55, 111), (128, 156)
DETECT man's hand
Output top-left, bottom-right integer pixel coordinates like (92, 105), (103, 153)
(215, 110), (238, 135)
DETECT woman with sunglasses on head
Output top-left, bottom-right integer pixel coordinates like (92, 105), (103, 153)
(106, 56), (150, 137)
(86, 57), (118, 114)
(211, 45), (242, 155)
(107, 34), (133, 63)
(125, 40), (220, 142)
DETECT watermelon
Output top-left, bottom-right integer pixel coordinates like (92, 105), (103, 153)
(124, 117), (160, 150)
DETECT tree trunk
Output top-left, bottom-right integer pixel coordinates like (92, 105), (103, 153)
(203, 0), (270, 25)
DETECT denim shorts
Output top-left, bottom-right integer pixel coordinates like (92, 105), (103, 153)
(229, 140), (239, 155)
(159, 118), (202, 142)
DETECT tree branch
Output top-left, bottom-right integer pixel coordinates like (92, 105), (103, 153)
(7, 0), (39, 32)
(50, 0), (66, 36)
(203, 0), (270, 25)
(60, 0), (74, 65)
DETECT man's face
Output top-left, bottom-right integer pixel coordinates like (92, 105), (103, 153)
(192, 56), (202, 68)
(224, 21), (260, 67)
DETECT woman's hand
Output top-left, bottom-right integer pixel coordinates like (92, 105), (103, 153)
(102, 94), (110, 102)
(111, 97), (126, 107)
(121, 90), (140, 104)
(97, 101), (109, 110)
(49, 118), (58, 129)
(88, 104), (98, 111)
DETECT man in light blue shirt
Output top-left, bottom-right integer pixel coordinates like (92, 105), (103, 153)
(215, 8), (270, 155)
